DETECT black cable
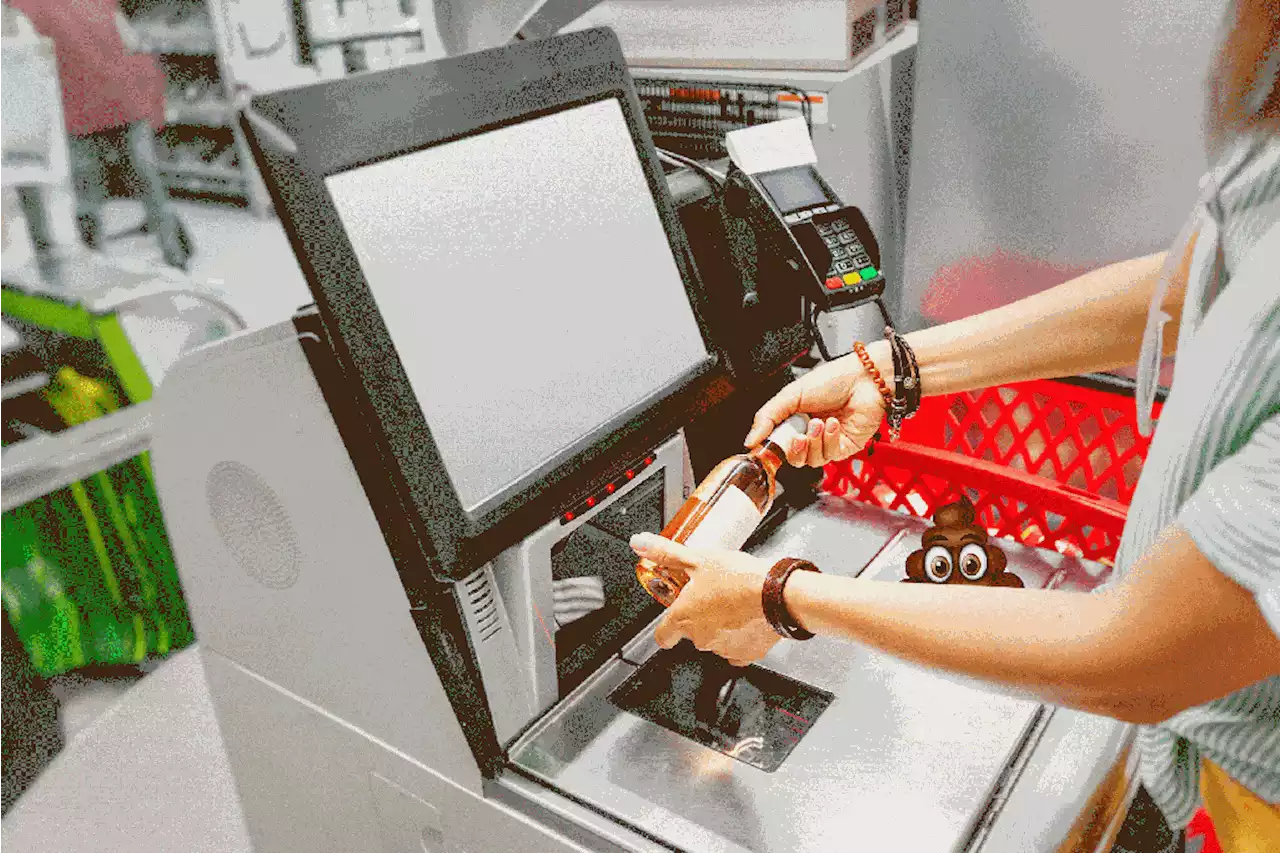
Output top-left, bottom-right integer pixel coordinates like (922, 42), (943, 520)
(809, 296), (903, 363)
(807, 301), (839, 362)
(660, 147), (724, 179)
(777, 86), (814, 137)
(874, 296), (895, 332)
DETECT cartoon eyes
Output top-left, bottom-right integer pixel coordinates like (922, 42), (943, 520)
(959, 543), (988, 581)
(921, 544), (988, 583)
(924, 546), (953, 582)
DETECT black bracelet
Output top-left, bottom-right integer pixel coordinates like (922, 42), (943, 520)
(901, 333), (922, 416)
(894, 330), (921, 414)
(883, 327), (922, 438)
(885, 328), (909, 438)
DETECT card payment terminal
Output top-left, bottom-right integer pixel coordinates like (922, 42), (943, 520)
(749, 163), (886, 314)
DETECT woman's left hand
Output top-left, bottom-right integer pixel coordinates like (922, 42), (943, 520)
(629, 533), (782, 667)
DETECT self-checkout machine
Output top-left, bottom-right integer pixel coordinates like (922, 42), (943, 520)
(149, 27), (1134, 853)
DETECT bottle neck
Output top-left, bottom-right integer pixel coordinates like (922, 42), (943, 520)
(751, 441), (787, 477)
(753, 414), (806, 477)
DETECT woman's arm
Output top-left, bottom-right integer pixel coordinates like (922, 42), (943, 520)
(638, 414), (1280, 721)
(783, 524), (1280, 723)
(748, 244), (1195, 459)
(887, 245), (1193, 398)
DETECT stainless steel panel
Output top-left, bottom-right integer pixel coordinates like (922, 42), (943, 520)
(491, 772), (675, 853)
(754, 495), (1114, 593)
(978, 711), (1136, 853)
(510, 497), (1114, 852)
(901, 0), (1227, 332)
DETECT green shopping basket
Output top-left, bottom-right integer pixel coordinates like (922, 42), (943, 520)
(1, 279), (221, 676)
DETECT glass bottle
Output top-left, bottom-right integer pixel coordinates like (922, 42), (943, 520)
(637, 414), (808, 606)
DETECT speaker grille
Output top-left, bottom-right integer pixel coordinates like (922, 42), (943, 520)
(206, 461), (301, 590)
(462, 571), (502, 642)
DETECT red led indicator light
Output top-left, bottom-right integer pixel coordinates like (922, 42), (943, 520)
(606, 483), (616, 494)
(564, 512), (575, 522)
(586, 497), (596, 508)
(645, 456), (655, 465)
(626, 470), (635, 479)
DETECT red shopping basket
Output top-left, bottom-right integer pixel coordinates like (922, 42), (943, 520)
(823, 375), (1228, 841)
(822, 376), (1162, 566)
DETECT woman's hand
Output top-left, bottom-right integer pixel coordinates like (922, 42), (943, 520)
(630, 533), (782, 667)
(744, 344), (890, 468)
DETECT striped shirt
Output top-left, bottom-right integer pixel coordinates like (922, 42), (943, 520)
(1120, 133), (1280, 829)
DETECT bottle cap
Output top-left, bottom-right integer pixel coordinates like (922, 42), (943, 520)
(767, 414), (810, 449)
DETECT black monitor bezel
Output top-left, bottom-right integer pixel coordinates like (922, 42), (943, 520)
(242, 28), (726, 584)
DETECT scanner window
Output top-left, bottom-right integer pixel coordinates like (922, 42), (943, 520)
(609, 643), (835, 773)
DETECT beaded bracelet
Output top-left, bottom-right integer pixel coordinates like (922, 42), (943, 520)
(851, 341), (890, 455)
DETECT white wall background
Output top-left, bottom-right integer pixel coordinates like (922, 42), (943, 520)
(900, 0), (1227, 330)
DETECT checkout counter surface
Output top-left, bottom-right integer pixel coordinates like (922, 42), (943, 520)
(511, 497), (1111, 853)
(2, 497), (1124, 853)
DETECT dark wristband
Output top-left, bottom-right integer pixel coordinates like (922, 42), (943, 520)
(901, 334), (922, 415)
(763, 558), (820, 640)
(886, 334), (907, 438)
(884, 328), (922, 438)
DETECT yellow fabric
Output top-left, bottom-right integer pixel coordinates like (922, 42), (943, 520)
(45, 367), (119, 426)
(1199, 760), (1280, 853)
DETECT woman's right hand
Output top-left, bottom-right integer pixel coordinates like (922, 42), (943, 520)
(744, 343), (891, 468)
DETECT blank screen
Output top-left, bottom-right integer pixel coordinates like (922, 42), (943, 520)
(325, 99), (709, 514)
(757, 167), (830, 214)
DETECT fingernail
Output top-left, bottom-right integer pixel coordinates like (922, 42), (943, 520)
(630, 533), (655, 550)
(826, 418), (839, 434)
(808, 419), (823, 438)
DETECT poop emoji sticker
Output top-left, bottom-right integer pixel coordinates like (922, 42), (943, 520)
(904, 496), (1023, 587)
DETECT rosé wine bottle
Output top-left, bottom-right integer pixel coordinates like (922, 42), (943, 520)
(637, 415), (808, 606)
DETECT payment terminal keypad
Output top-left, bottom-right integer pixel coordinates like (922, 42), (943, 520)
(814, 219), (878, 292)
